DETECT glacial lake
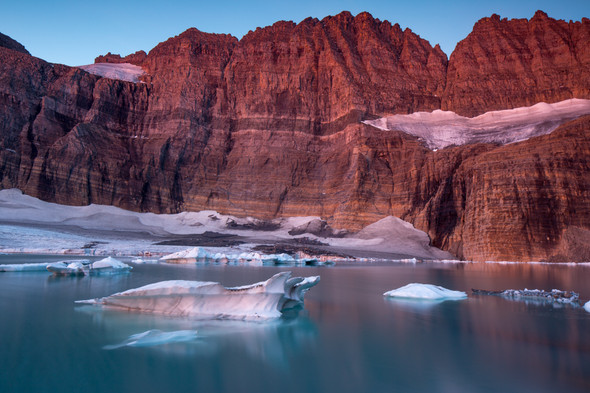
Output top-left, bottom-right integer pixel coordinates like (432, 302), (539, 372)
(1, 255), (589, 393)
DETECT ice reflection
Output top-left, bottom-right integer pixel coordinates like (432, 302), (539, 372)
(77, 305), (317, 368)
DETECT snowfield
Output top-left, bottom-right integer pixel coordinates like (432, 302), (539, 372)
(363, 99), (590, 150)
(0, 189), (453, 260)
(78, 63), (145, 83)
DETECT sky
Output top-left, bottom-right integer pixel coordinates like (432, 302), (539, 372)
(1, 0), (589, 66)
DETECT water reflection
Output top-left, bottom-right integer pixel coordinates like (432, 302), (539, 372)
(76, 304), (318, 369)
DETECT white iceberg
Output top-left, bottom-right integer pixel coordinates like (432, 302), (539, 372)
(160, 247), (212, 263)
(383, 283), (467, 300)
(76, 271), (320, 320)
(103, 329), (198, 349)
(47, 257), (131, 276)
(89, 257), (132, 273)
(0, 262), (61, 272)
(584, 301), (590, 313)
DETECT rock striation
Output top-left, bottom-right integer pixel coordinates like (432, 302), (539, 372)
(443, 11), (590, 116)
(1, 11), (590, 262)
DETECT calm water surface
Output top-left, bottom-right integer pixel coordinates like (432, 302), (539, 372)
(0, 255), (589, 393)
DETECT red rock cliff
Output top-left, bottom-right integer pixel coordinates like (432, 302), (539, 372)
(1, 11), (590, 262)
(443, 11), (590, 116)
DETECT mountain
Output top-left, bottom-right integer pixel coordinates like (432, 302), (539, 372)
(0, 11), (589, 262)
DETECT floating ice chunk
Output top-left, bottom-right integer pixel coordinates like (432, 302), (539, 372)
(103, 329), (198, 349)
(584, 301), (590, 313)
(0, 262), (59, 272)
(76, 272), (320, 320)
(160, 247), (210, 263)
(46, 257), (130, 276)
(472, 288), (580, 305)
(384, 283), (467, 300)
(91, 257), (130, 269)
(47, 260), (89, 276)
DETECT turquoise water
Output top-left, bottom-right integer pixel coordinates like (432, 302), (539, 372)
(1, 256), (589, 393)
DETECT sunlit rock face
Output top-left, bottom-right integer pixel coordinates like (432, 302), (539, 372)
(1, 11), (590, 262)
(443, 11), (590, 116)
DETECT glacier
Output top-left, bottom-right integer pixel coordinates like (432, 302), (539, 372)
(383, 283), (467, 300)
(364, 98), (590, 150)
(78, 63), (145, 83)
(0, 188), (453, 260)
(76, 271), (320, 320)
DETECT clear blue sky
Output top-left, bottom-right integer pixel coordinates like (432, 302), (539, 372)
(2, 0), (588, 66)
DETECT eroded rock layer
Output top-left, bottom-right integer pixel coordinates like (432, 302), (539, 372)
(1, 11), (590, 262)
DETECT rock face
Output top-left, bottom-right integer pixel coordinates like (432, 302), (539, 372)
(1, 11), (590, 262)
(443, 11), (590, 116)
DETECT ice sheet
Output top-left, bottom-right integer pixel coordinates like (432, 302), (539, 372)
(384, 283), (467, 300)
(364, 99), (590, 149)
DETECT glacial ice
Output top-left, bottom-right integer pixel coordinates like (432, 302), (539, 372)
(78, 63), (145, 83)
(76, 271), (320, 320)
(364, 98), (590, 150)
(0, 262), (61, 272)
(160, 247), (321, 266)
(0, 189), (453, 259)
(103, 329), (198, 349)
(584, 301), (590, 313)
(383, 283), (467, 300)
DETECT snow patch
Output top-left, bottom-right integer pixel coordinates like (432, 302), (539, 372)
(364, 99), (590, 149)
(384, 283), (467, 300)
(78, 63), (145, 83)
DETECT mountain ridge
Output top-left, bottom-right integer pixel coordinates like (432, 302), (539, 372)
(0, 10), (589, 262)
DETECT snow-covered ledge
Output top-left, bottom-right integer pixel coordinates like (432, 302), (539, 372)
(364, 99), (590, 150)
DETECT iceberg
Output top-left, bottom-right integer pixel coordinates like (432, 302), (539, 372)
(159, 247), (327, 266)
(584, 301), (590, 313)
(103, 329), (198, 349)
(46, 257), (131, 276)
(383, 283), (467, 300)
(472, 288), (580, 305)
(76, 271), (320, 320)
(0, 262), (62, 272)
(46, 260), (89, 276)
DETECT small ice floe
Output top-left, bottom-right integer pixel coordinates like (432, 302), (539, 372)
(383, 283), (467, 300)
(76, 271), (320, 320)
(47, 257), (131, 276)
(0, 262), (66, 272)
(46, 260), (90, 276)
(584, 301), (590, 313)
(472, 288), (581, 305)
(103, 329), (198, 350)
